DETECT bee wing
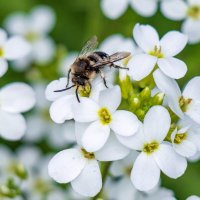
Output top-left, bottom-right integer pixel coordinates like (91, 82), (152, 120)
(79, 36), (98, 56)
(93, 52), (131, 67)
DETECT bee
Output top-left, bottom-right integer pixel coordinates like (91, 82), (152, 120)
(54, 36), (131, 102)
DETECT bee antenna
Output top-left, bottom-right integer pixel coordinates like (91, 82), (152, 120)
(54, 85), (76, 92)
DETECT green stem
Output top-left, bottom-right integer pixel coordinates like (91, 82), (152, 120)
(91, 162), (112, 200)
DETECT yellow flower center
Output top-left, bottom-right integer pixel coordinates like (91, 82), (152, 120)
(25, 31), (39, 42)
(78, 84), (91, 97)
(143, 142), (159, 154)
(98, 107), (112, 125)
(81, 148), (95, 159)
(0, 47), (5, 57)
(179, 96), (192, 112)
(174, 133), (187, 144)
(149, 46), (164, 58)
(188, 6), (200, 19)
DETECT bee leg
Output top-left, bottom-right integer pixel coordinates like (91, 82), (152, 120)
(99, 70), (108, 88)
(66, 69), (71, 87)
(112, 64), (129, 70)
(54, 84), (76, 92)
(76, 86), (80, 103)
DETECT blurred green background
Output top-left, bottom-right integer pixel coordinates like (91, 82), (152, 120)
(0, 0), (200, 199)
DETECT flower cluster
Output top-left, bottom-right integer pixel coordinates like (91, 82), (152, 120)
(46, 23), (200, 198)
(100, 0), (200, 44)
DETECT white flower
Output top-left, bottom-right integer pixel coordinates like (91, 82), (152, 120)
(128, 24), (188, 81)
(73, 86), (140, 152)
(101, 0), (159, 19)
(45, 75), (113, 124)
(4, 6), (55, 69)
(0, 28), (31, 77)
(154, 69), (200, 124)
(171, 117), (200, 158)
(161, 0), (200, 44)
(118, 106), (187, 191)
(48, 134), (129, 198)
(0, 83), (35, 140)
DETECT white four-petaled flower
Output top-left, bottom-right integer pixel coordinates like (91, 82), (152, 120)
(73, 86), (140, 152)
(117, 106), (187, 191)
(128, 24), (188, 81)
(4, 6), (55, 69)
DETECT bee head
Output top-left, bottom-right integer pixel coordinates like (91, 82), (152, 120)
(72, 76), (86, 86)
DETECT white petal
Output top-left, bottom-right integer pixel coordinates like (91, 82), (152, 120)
(186, 100), (200, 124)
(130, 0), (158, 17)
(99, 34), (137, 54)
(0, 110), (26, 141)
(95, 133), (130, 161)
(186, 195), (200, 200)
(174, 140), (197, 157)
(143, 106), (170, 143)
(133, 24), (159, 52)
(82, 121), (110, 152)
(0, 83), (35, 113)
(110, 151), (139, 176)
(4, 36), (31, 60)
(153, 69), (183, 118)
(75, 122), (90, 146)
(161, 0), (187, 20)
(128, 54), (157, 81)
(30, 6), (55, 33)
(101, 0), (129, 19)
(116, 124), (145, 150)
(48, 148), (86, 183)
(158, 57), (187, 79)
(0, 59), (8, 77)
(73, 98), (99, 122)
(182, 19), (200, 44)
(110, 110), (140, 136)
(160, 31), (188, 57)
(71, 159), (102, 197)
(153, 144), (187, 178)
(50, 95), (74, 123)
(45, 78), (72, 101)
(99, 86), (121, 113)
(0, 28), (7, 45)
(32, 37), (55, 64)
(183, 76), (200, 101)
(4, 13), (28, 35)
(131, 152), (160, 191)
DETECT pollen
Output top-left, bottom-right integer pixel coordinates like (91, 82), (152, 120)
(143, 142), (159, 154)
(179, 96), (192, 112)
(81, 148), (95, 159)
(149, 46), (164, 58)
(187, 6), (200, 19)
(0, 47), (5, 57)
(98, 107), (112, 125)
(78, 84), (91, 97)
(174, 133), (187, 144)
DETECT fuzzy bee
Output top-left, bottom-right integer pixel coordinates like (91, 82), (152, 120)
(54, 36), (131, 102)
